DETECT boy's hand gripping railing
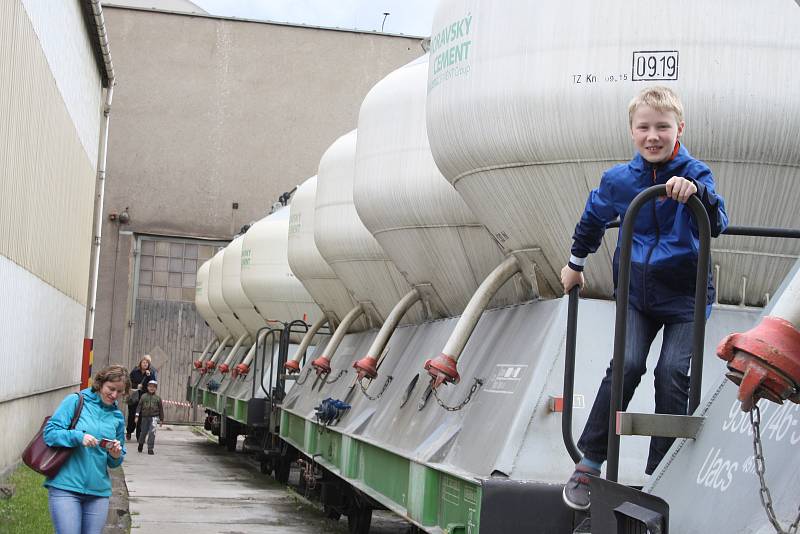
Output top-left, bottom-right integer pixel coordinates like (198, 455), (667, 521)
(606, 184), (711, 483)
(562, 285), (583, 463)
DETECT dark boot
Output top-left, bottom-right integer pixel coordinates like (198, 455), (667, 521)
(137, 443), (143, 453)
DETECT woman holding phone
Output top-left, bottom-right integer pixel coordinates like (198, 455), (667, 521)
(44, 365), (130, 534)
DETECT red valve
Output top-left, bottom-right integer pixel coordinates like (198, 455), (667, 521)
(717, 316), (800, 412)
(312, 355), (331, 375)
(205, 360), (216, 370)
(218, 364), (230, 374)
(284, 360), (300, 374)
(193, 360), (203, 369)
(424, 353), (460, 389)
(234, 363), (249, 377)
(353, 355), (378, 381)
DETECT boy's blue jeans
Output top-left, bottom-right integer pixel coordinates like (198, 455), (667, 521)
(577, 306), (694, 475)
(138, 416), (158, 451)
(48, 487), (109, 534)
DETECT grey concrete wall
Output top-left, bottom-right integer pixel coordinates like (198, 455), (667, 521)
(94, 7), (423, 369)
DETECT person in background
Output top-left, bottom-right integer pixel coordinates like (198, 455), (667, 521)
(560, 86), (727, 510)
(44, 365), (129, 534)
(135, 379), (164, 455)
(127, 355), (156, 440)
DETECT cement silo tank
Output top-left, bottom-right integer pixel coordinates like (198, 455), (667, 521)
(208, 249), (250, 342)
(315, 130), (423, 324)
(288, 176), (364, 330)
(426, 0), (800, 304)
(240, 207), (323, 325)
(220, 235), (269, 337)
(195, 259), (230, 341)
(354, 55), (528, 316)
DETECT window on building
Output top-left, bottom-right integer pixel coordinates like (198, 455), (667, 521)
(137, 236), (225, 302)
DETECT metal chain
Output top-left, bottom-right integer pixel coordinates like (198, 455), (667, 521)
(359, 376), (393, 401)
(750, 405), (800, 534)
(295, 367), (312, 385)
(431, 377), (484, 411)
(324, 369), (347, 384)
(299, 457), (317, 493)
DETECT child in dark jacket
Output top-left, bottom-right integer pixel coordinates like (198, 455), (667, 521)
(560, 86), (728, 510)
(135, 380), (164, 455)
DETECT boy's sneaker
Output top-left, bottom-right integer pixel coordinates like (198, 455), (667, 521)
(562, 464), (600, 510)
(137, 444), (143, 453)
(147, 450), (154, 455)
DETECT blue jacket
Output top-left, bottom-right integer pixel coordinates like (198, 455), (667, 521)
(571, 145), (728, 323)
(43, 388), (126, 497)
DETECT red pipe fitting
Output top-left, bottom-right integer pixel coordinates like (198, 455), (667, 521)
(284, 360), (301, 374)
(717, 316), (800, 412)
(218, 363), (230, 374)
(193, 360), (204, 369)
(234, 363), (249, 377)
(205, 360), (216, 370)
(312, 355), (331, 375)
(353, 356), (378, 381)
(424, 353), (460, 388)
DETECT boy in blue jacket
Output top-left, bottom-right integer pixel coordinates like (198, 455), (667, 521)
(560, 86), (728, 510)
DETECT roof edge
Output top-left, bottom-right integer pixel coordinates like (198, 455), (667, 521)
(80, 0), (115, 88)
(101, 3), (429, 40)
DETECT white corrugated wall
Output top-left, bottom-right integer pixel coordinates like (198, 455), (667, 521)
(0, 0), (102, 475)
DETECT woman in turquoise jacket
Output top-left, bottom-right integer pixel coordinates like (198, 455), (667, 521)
(44, 365), (130, 534)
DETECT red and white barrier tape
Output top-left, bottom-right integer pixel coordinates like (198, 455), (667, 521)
(163, 399), (193, 408)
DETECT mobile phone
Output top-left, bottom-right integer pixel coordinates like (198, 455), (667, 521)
(98, 439), (114, 449)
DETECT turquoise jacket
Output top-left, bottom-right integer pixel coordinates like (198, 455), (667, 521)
(43, 388), (126, 497)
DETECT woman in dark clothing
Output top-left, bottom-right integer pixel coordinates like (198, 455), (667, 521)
(126, 355), (157, 440)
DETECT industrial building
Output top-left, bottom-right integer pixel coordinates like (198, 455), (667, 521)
(91, 4), (423, 420)
(0, 0), (112, 476)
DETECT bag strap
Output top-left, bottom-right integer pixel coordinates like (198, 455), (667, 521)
(68, 393), (84, 430)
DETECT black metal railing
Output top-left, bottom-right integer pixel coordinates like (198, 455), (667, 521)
(561, 185), (800, 481)
(607, 185), (710, 482)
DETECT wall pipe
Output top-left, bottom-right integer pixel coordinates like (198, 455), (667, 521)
(424, 255), (521, 388)
(354, 288), (421, 380)
(218, 333), (249, 374)
(311, 305), (365, 374)
(285, 316), (329, 373)
(80, 1), (115, 387)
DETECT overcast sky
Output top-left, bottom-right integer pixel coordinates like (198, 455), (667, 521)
(192, 0), (436, 36)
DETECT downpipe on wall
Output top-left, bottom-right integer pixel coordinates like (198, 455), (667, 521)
(81, 0), (115, 388)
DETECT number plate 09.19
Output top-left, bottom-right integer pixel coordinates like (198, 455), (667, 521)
(632, 50), (679, 81)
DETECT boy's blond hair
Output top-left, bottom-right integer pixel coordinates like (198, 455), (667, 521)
(628, 86), (684, 126)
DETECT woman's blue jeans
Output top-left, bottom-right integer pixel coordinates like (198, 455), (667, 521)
(576, 306), (694, 474)
(48, 487), (109, 534)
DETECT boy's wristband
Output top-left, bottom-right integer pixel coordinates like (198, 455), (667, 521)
(568, 254), (586, 272)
